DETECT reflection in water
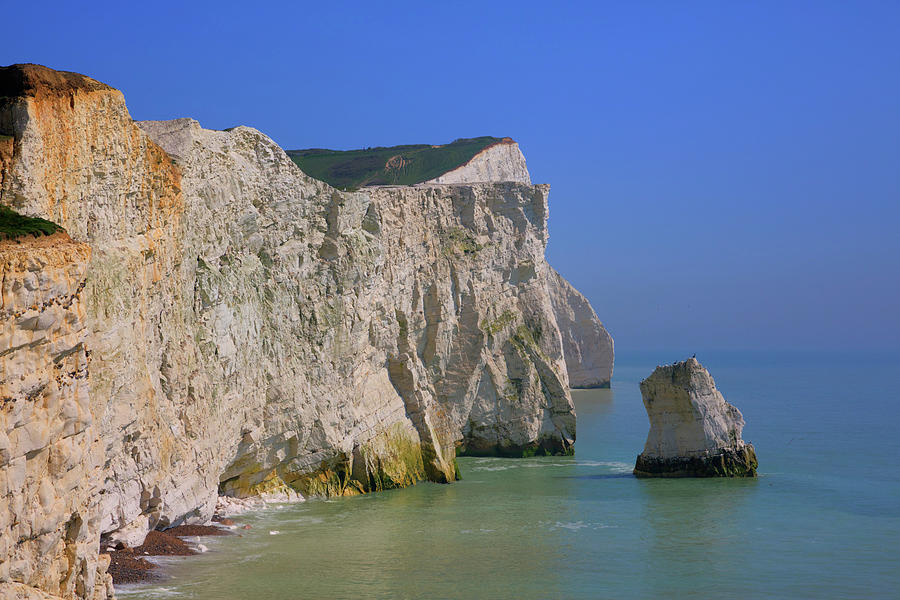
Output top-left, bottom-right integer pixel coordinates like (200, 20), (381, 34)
(637, 478), (759, 596)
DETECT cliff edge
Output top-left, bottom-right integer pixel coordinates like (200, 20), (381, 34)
(424, 139), (531, 185)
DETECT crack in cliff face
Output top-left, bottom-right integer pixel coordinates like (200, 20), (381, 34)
(0, 64), (614, 600)
(386, 353), (455, 483)
(386, 305), (457, 484)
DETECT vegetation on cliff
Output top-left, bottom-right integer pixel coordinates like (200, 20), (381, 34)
(0, 205), (62, 239)
(286, 136), (508, 189)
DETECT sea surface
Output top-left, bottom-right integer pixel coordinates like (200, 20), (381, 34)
(120, 350), (900, 599)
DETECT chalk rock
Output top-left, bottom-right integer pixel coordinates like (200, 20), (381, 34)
(0, 232), (112, 599)
(424, 139), (531, 184)
(546, 268), (613, 388)
(634, 358), (757, 477)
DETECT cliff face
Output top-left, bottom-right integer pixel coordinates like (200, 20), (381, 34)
(0, 233), (113, 600)
(546, 268), (614, 388)
(425, 140), (531, 185)
(0, 65), (613, 600)
(0, 64), (194, 553)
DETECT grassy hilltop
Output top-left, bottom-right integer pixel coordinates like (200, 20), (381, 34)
(286, 136), (508, 190)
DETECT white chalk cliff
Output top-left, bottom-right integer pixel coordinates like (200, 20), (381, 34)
(546, 268), (613, 388)
(425, 139), (531, 184)
(634, 358), (757, 477)
(0, 64), (613, 600)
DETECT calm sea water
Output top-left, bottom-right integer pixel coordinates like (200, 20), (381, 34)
(120, 351), (900, 599)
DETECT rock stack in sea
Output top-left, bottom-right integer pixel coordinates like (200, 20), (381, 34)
(634, 358), (757, 477)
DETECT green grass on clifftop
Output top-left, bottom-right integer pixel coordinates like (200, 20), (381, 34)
(0, 206), (63, 239)
(286, 136), (508, 190)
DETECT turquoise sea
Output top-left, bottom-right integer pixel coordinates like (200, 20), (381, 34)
(121, 351), (900, 599)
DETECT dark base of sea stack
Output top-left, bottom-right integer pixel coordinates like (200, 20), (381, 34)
(633, 445), (758, 478)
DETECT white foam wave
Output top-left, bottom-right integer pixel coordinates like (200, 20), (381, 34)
(237, 552), (263, 563)
(547, 520), (617, 531)
(115, 585), (182, 597)
(468, 460), (574, 472)
(575, 460), (633, 472)
(275, 516), (324, 525)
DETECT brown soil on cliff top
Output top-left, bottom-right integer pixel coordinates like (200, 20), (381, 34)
(0, 63), (112, 98)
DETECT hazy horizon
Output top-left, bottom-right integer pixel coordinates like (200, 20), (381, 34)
(8, 1), (899, 352)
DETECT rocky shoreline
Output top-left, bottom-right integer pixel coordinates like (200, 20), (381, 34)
(105, 497), (265, 586)
(106, 527), (226, 585)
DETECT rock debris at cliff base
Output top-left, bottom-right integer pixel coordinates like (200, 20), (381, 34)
(105, 527), (229, 585)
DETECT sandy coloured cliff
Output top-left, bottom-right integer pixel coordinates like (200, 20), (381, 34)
(0, 233), (113, 600)
(0, 64), (613, 600)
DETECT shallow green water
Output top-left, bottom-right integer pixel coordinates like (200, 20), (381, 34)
(120, 351), (900, 599)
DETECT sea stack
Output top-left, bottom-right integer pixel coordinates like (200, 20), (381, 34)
(634, 358), (757, 477)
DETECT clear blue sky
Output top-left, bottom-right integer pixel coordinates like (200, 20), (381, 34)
(8, 1), (900, 351)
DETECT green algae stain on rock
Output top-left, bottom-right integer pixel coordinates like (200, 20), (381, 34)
(633, 446), (758, 478)
(456, 433), (574, 458)
(442, 227), (484, 257)
(480, 309), (518, 337)
(285, 453), (362, 498)
(354, 423), (427, 492)
(219, 469), (298, 498)
(285, 424), (449, 498)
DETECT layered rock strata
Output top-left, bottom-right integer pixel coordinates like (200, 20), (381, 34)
(634, 358), (757, 477)
(0, 64), (613, 599)
(425, 138), (531, 185)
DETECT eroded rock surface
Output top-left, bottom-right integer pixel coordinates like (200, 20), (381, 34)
(634, 358), (757, 477)
(0, 233), (113, 600)
(0, 64), (613, 599)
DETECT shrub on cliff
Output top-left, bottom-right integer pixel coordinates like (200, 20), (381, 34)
(0, 205), (63, 239)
